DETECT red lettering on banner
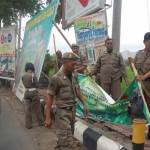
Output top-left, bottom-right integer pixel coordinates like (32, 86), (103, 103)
(78, 0), (88, 7)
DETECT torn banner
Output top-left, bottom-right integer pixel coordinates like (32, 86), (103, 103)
(76, 74), (150, 125)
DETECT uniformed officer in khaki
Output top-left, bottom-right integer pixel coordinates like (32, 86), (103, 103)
(56, 50), (63, 69)
(134, 32), (150, 139)
(22, 63), (43, 129)
(45, 52), (88, 150)
(71, 44), (87, 73)
(92, 38), (128, 100)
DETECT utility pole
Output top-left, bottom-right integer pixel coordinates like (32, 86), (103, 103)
(18, 13), (22, 50)
(112, 0), (122, 52)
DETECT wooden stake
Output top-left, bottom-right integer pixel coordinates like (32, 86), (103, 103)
(54, 23), (72, 49)
(53, 34), (59, 71)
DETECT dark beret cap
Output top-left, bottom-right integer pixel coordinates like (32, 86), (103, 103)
(62, 52), (79, 61)
(144, 32), (150, 41)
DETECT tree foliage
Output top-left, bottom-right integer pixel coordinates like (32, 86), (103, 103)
(0, 0), (44, 26)
(47, 0), (62, 24)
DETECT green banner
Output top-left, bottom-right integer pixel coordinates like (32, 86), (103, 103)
(76, 74), (150, 125)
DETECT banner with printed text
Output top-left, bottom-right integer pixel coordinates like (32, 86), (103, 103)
(16, 0), (59, 101)
(0, 26), (16, 80)
(74, 11), (108, 44)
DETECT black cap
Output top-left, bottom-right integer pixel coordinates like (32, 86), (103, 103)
(144, 32), (150, 41)
(25, 62), (35, 72)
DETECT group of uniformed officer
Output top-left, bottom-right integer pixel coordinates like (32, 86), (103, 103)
(22, 32), (150, 149)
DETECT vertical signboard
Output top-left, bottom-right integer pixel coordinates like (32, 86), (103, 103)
(0, 26), (16, 80)
(74, 11), (108, 64)
(16, 0), (59, 101)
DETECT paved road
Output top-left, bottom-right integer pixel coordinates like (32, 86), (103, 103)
(0, 98), (36, 150)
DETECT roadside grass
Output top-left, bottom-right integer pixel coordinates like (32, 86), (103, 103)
(121, 66), (135, 94)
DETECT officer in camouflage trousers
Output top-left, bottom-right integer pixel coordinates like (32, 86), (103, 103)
(134, 32), (150, 139)
(91, 38), (128, 100)
(45, 52), (88, 150)
(22, 63), (43, 129)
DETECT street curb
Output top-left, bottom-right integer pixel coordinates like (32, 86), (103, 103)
(74, 121), (128, 150)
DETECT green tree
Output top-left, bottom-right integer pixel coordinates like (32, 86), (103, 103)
(0, 0), (44, 26)
(47, 0), (62, 24)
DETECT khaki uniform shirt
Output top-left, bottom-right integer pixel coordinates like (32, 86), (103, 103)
(22, 72), (38, 88)
(94, 51), (127, 83)
(134, 50), (150, 75)
(134, 50), (150, 89)
(47, 66), (76, 108)
(22, 72), (39, 99)
(134, 50), (150, 110)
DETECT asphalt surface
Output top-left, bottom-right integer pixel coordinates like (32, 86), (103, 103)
(0, 98), (36, 150)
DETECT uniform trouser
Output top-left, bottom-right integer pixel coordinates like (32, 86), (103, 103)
(101, 78), (121, 100)
(25, 95), (43, 128)
(54, 108), (86, 150)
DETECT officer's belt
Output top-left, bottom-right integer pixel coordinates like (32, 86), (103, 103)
(57, 106), (74, 110)
(26, 88), (37, 92)
(144, 78), (150, 82)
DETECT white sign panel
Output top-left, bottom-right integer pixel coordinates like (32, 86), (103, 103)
(63, 0), (106, 28)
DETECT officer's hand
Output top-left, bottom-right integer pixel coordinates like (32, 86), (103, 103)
(45, 117), (52, 128)
(136, 75), (144, 81)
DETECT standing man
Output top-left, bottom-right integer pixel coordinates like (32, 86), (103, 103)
(71, 44), (87, 73)
(91, 38), (128, 100)
(56, 50), (63, 69)
(45, 52), (87, 150)
(134, 32), (150, 139)
(22, 63), (43, 129)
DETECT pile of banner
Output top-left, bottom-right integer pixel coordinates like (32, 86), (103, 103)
(76, 74), (150, 125)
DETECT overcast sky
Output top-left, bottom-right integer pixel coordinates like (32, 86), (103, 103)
(22, 0), (150, 54)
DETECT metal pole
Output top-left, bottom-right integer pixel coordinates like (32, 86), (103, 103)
(112, 0), (122, 52)
(18, 13), (22, 50)
(146, 0), (150, 31)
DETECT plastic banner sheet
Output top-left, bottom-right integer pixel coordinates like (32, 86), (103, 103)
(76, 74), (150, 125)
